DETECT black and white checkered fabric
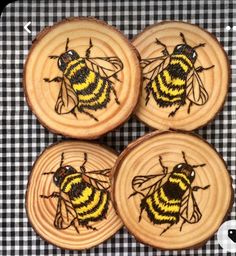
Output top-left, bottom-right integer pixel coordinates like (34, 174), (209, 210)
(0, 0), (235, 255)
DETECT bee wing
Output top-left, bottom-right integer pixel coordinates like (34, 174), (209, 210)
(54, 194), (77, 230)
(186, 69), (209, 106)
(179, 189), (202, 225)
(85, 56), (123, 81)
(82, 168), (111, 190)
(55, 78), (78, 114)
(130, 173), (168, 198)
(140, 55), (170, 82)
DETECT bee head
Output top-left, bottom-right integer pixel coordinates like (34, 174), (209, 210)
(53, 165), (77, 187)
(173, 163), (195, 184)
(173, 44), (197, 64)
(58, 50), (80, 72)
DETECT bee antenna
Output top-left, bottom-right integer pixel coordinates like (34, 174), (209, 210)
(42, 172), (55, 175)
(65, 38), (69, 51)
(193, 43), (205, 49)
(81, 152), (88, 167)
(180, 32), (187, 45)
(49, 55), (59, 59)
(182, 151), (188, 164)
(192, 163), (206, 168)
(60, 152), (64, 167)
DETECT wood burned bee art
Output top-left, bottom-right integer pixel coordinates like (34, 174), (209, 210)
(113, 131), (233, 250)
(133, 21), (229, 131)
(44, 38), (123, 121)
(141, 33), (214, 117)
(129, 151), (210, 235)
(40, 152), (111, 233)
(23, 18), (141, 139)
(26, 141), (122, 250)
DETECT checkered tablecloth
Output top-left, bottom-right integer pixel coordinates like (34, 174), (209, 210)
(0, 0), (235, 255)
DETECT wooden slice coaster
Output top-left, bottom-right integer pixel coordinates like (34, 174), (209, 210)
(113, 131), (233, 250)
(133, 21), (229, 131)
(23, 17), (141, 139)
(26, 141), (123, 250)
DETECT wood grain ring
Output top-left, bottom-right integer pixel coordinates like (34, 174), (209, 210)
(133, 21), (230, 131)
(23, 17), (141, 139)
(26, 140), (123, 250)
(112, 131), (233, 250)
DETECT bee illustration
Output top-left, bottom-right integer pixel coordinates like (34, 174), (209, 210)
(40, 152), (111, 233)
(141, 33), (214, 117)
(44, 38), (123, 121)
(129, 151), (210, 235)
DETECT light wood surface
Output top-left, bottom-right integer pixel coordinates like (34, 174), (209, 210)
(133, 21), (229, 131)
(24, 17), (141, 139)
(26, 141), (123, 250)
(113, 131), (233, 250)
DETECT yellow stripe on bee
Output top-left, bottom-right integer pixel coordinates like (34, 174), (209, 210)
(173, 172), (190, 185)
(162, 70), (171, 84)
(158, 75), (184, 96)
(159, 187), (181, 204)
(153, 192), (180, 213)
(73, 71), (96, 91)
(170, 59), (189, 72)
(65, 59), (86, 78)
(77, 193), (108, 220)
(60, 173), (81, 191)
(162, 70), (185, 87)
(151, 79), (158, 93)
(71, 186), (93, 205)
(82, 80), (109, 106)
(168, 177), (187, 191)
(78, 78), (104, 101)
(172, 78), (185, 86)
(146, 197), (176, 221)
(75, 190), (101, 214)
(63, 177), (82, 193)
(172, 54), (193, 67)
(159, 95), (182, 102)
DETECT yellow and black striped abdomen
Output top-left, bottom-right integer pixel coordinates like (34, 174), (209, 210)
(148, 54), (193, 107)
(60, 173), (110, 224)
(64, 58), (112, 111)
(141, 171), (191, 225)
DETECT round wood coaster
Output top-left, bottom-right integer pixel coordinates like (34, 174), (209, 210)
(23, 17), (141, 139)
(113, 131), (233, 250)
(133, 21), (229, 131)
(26, 141), (123, 250)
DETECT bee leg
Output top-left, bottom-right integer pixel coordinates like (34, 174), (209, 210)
(179, 220), (186, 232)
(138, 208), (145, 222)
(187, 101), (193, 114)
(70, 218), (80, 234)
(70, 108), (77, 118)
(155, 38), (169, 56)
(192, 185), (210, 192)
(44, 77), (63, 83)
(159, 155), (168, 175)
(77, 107), (98, 122)
(139, 198), (147, 222)
(85, 38), (93, 58)
(40, 192), (61, 199)
(145, 83), (151, 106)
(110, 85), (120, 105)
(160, 223), (174, 236)
(168, 104), (181, 117)
(81, 221), (97, 231)
(195, 65), (214, 73)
